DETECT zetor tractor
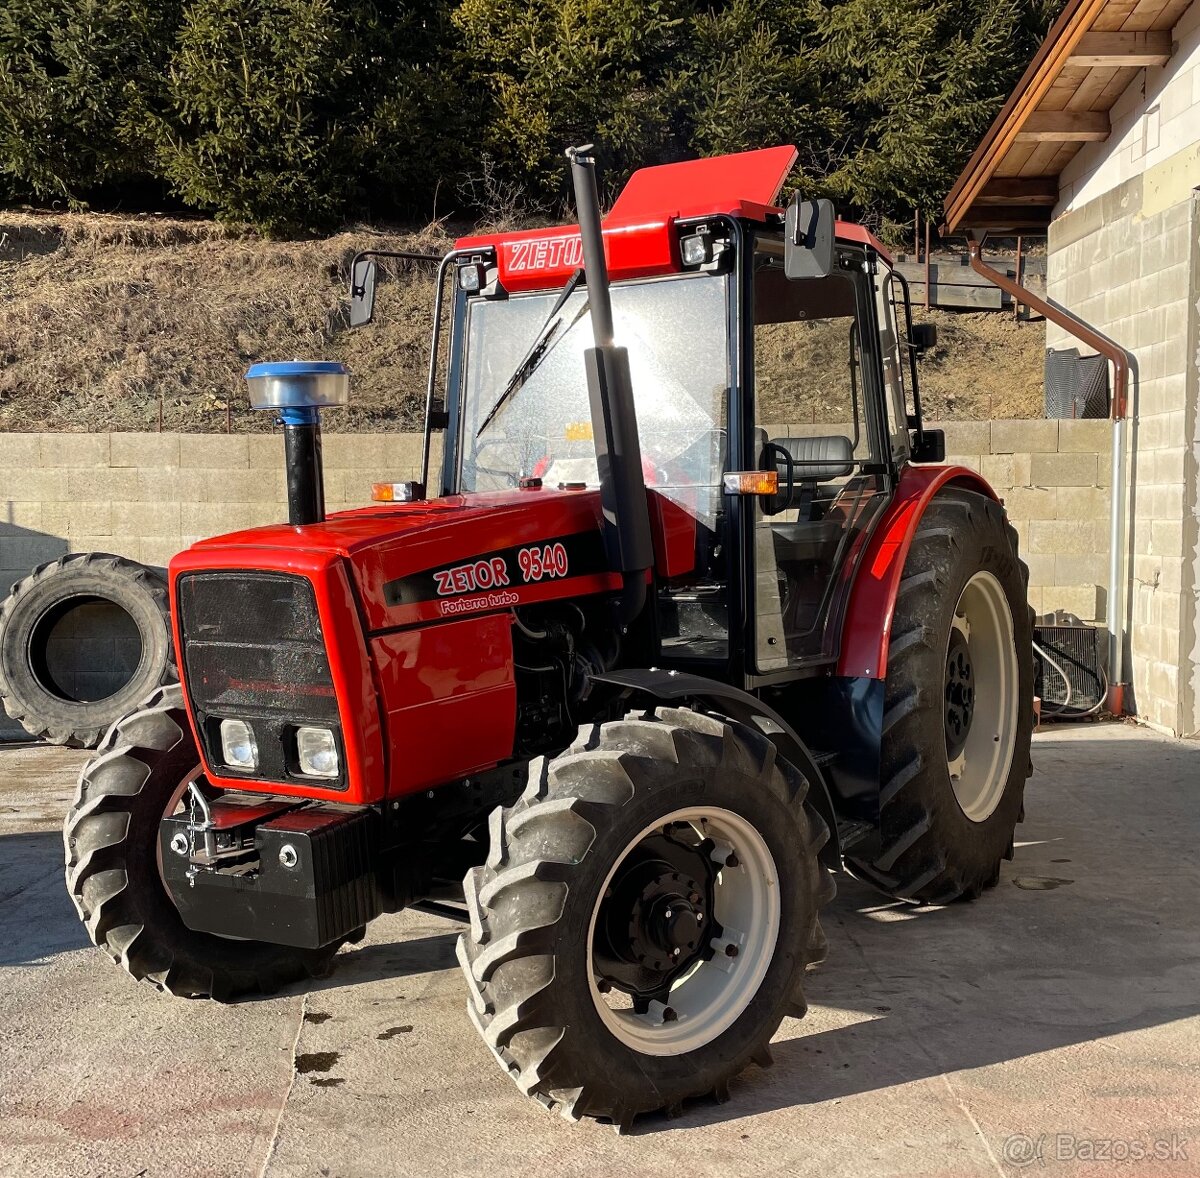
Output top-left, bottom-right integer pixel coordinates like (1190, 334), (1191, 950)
(64, 145), (1032, 1126)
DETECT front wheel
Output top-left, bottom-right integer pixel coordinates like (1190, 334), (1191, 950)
(458, 707), (835, 1126)
(64, 684), (343, 999)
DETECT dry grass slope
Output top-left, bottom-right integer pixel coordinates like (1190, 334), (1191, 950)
(0, 212), (454, 433)
(0, 211), (1046, 432)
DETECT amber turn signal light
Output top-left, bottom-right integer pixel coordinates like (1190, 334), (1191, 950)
(372, 481), (425, 503)
(722, 470), (779, 495)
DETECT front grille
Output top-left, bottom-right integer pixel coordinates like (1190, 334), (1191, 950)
(177, 572), (344, 786)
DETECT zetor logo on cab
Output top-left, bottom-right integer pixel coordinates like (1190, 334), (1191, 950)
(433, 544), (570, 597)
(505, 234), (584, 273)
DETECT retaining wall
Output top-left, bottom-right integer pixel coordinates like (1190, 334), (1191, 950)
(0, 422), (1112, 617)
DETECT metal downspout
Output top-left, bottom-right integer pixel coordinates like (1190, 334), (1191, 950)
(965, 231), (1130, 716)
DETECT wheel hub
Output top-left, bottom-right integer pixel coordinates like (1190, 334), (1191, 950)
(944, 624), (975, 761)
(593, 830), (718, 999)
(646, 890), (705, 955)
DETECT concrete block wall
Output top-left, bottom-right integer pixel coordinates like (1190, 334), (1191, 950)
(939, 420), (1113, 621)
(1, 424), (1113, 614)
(0, 432), (439, 590)
(1048, 181), (1199, 736)
(0, 423), (1113, 740)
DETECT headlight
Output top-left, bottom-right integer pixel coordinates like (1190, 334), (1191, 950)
(457, 262), (486, 292)
(220, 718), (259, 770)
(296, 726), (339, 778)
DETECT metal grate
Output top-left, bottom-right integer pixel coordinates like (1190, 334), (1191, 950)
(178, 572), (337, 723)
(177, 572), (342, 785)
(1034, 623), (1106, 714)
(1045, 348), (1109, 419)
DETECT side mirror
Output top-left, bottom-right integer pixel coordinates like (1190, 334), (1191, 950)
(909, 322), (937, 355)
(349, 258), (377, 328)
(784, 196), (835, 280)
(910, 428), (945, 463)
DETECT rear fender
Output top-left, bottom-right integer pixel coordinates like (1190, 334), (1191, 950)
(592, 668), (841, 870)
(837, 465), (1000, 680)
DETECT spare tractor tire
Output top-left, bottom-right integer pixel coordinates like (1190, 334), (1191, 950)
(0, 553), (177, 748)
(846, 488), (1034, 905)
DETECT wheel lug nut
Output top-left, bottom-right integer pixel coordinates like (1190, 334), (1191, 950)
(725, 853), (739, 868)
(688, 892), (701, 904)
(725, 943), (739, 958)
(662, 1007), (678, 1022)
(672, 947), (680, 957)
(596, 979), (612, 993)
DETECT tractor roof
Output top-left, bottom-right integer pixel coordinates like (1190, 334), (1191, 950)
(456, 146), (891, 293)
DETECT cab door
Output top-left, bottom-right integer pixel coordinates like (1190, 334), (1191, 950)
(746, 237), (894, 673)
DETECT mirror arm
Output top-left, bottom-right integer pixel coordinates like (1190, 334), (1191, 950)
(349, 249), (442, 297)
(886, 265), (926, 448)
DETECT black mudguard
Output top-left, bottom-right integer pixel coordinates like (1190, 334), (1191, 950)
(593, 668), (843, 870)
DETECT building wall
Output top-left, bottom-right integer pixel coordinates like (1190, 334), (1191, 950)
(1057, 0), (1200, 216)
(1043, 0), (1200, 736)
(1047, 181), (1200, 735)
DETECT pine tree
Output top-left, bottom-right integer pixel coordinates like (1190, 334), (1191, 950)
(0, 0), (178, 206)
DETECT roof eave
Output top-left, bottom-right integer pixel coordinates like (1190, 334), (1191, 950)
(942, 0), (1107, 233)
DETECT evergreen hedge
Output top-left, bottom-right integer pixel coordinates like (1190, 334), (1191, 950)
(0, 0), (1061, 235)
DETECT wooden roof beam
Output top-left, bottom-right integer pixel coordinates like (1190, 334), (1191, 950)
(1014, 111), (1110, 142)
(957, 206), (1054, 230)
(975, 177), (1060, 204)
(1069, 31), (1172, 67)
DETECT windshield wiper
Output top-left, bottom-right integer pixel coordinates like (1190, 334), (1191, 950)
(476, 268), (588, 436)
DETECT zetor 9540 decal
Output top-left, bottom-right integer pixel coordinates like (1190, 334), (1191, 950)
(382, 530), (605, 609)
(64, 144), (1033, 1129)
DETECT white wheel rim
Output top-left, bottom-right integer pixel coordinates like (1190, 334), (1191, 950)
(947, 570), (1019, 822)
(586, 806), (780, 1056)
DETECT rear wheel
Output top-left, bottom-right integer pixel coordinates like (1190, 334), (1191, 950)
(458, 707), (834, 1126)
(64, 684), (342, 999)
(847, 489), (1033, 904)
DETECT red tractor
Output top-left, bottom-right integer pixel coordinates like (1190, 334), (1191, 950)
(64, 145), (1032, 1127)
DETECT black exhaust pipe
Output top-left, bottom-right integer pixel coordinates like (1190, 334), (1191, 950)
(281, 408), (325, 526)
(566, 144), (654, 625)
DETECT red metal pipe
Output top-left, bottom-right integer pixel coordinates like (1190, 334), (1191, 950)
(965, 231), (1127, 419)
(965, 230), (1129, 717)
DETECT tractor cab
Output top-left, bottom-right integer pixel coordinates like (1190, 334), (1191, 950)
(354, 147), (943, 685)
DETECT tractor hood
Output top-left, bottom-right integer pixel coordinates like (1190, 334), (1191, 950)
(173, 487), (621, 633)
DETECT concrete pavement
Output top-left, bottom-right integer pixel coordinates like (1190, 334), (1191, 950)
(2, 724), (1198, 1177)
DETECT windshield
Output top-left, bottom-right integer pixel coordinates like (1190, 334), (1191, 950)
(458, 274), (729, 524)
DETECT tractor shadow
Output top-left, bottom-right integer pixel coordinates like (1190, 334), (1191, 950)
(637, 732), (1200, 1131)
(0, 830), (91, 966)
(312, 930), (460, 991)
